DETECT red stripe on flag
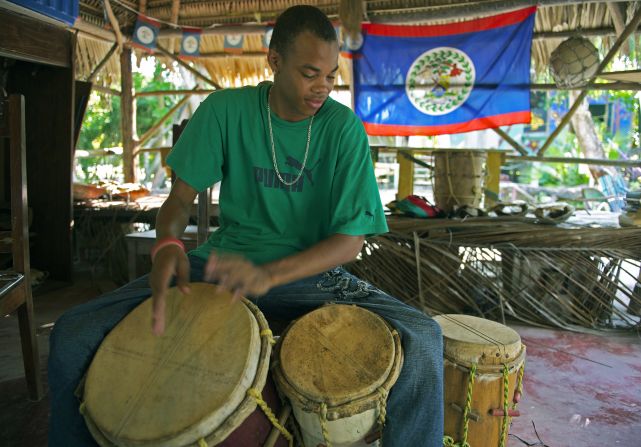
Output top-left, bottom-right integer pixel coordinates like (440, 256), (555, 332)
(362, 111), (531, 136)
(362, 7), (536, 38)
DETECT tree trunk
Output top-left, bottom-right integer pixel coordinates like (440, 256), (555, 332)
(569, 90), (614, 180)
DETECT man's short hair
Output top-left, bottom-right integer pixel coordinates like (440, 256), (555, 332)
(269, 5), (337, 57)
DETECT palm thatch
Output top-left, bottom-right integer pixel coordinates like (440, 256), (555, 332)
(347, 216), (641, 332)
(74, 1), (641, 88)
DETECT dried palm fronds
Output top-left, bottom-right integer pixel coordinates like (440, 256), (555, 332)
(347, 217), (641, 332)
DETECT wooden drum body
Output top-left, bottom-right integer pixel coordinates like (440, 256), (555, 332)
(80, 283), (288, 447)
(272, 305), (403, 447)
(434, 314), (525, 447)
(433, 150), (487, 213)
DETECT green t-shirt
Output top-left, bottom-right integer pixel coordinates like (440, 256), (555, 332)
(167, 81), (388, 265)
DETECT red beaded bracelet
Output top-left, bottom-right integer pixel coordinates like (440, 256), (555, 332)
(150, 237), (185, 262)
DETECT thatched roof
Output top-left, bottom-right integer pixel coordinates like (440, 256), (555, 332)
(74, 1), (640, 88)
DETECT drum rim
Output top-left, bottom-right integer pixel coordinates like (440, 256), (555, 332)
(80, 286), (273, 447)
(272, 304), (404, 421)
(434, 314), (522, 366)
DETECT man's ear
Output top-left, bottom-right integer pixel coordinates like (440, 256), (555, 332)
(267, 49), (281, 75)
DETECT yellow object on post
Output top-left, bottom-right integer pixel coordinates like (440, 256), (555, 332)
(397, 150), (415, 200)
(485, 151), (504, 208)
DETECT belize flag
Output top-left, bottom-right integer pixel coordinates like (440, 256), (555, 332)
(353, 7), (536, 136)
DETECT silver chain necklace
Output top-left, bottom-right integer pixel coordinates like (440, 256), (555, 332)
(267, 88), (314, 186)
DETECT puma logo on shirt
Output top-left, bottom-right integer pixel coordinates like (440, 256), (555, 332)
(253, 157), (321, 193)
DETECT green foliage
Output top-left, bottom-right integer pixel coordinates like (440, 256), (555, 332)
(78, 94), (122, 150)
(134, 61), (181, 138)
(75, 57), (182, 186)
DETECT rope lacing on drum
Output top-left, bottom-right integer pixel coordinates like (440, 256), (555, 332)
(443, 363), (476, 447)
(319, 402), (332, 447)
(260, 328), (276, 345)
(377, 386), (389, 429)
(247, 388), (293, 447)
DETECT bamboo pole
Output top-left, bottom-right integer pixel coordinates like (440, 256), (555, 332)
(135, 94), (191, 150)
(135, 89), (215, 97)
(155, 44), (222, 89)
(87, 43), (118, 83)
(92, 85), (121, 96)
(537, 6), (641, 156)
(103, 0), (124, 50)
(168, 0), (181, 53)
(372, 146), (641, 168)
(369, 0), (631, 23)
(506, 155), (641, 167)
(491, 127), (528, 155)
(120, 47), (136, 183)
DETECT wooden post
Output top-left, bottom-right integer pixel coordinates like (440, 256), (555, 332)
(397, 150), (414, 200)
(120, 46), (136, 183)
(485, 151), (503, 207)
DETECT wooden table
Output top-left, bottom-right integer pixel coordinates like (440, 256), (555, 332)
(125, 225), (217, 282)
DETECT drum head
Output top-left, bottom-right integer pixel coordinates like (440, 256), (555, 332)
(434, 314), (521, 366)
(83, 283), (261, 446)
(279, 304), (395, 406)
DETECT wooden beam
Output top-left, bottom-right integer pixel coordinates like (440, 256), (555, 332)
(120, 47), (136, 183)
(155, 44), (222, 89)
(135, 94), (191, 150)
(168, 0), (181, 53)
(607, 2), (629, 53)
(533, 27), (640, 40)
(158, 24), (268, 39)
(369, 0), (630, 23)
(87, 43), (118, 82)
(0, 8), (72, 67)
(73, 18), (117, 43)
(537, 6), (641, 156)
(506, 155), (641, 168)
(135, 89), (216, 97)
(491, 127), (528, 155)
(154, 21), (638, 41)
(103, 0), (124, 50)
(92, 85), (121, 96)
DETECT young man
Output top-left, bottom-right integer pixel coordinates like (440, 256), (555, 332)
(48, 5), (443, 446)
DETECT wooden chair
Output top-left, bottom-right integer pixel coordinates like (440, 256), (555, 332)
(0, 94), (43, 400)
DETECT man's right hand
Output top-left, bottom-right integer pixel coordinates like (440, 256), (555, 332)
(149, 244), (191, 336)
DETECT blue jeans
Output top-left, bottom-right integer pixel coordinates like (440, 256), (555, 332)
(48, 256), (443, 446)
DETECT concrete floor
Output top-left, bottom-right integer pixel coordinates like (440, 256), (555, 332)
(1, 270), (640, 447)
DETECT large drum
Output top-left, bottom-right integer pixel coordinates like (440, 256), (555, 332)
(433, 150), (487, 213)
(272, 304), (403, 447)
(80, 283), (290, 447)
(434, 314), (526, 447)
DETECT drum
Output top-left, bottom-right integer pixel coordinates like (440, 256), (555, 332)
(80, 283), (290, 447)
(433, 150), (487, 213)
(272, 304), (403, 447)
(434, 314), (526, 447)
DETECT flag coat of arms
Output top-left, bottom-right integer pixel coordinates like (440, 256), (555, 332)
(180, 28), (202, 59)
(353, 7), (536, 136)
(224, 34), (244, 54)
(131, 15), (160, 53)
